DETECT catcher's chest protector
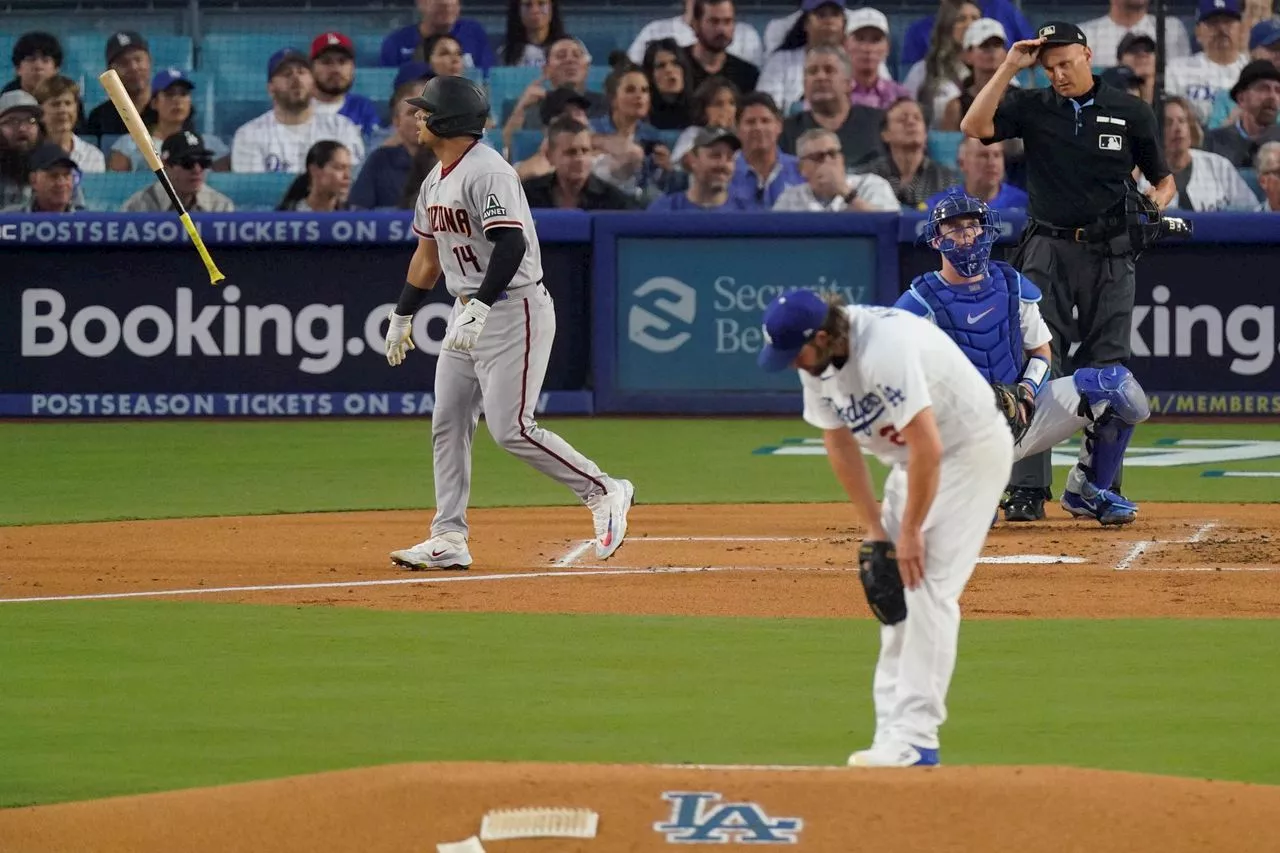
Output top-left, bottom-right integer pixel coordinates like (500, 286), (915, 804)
(910, 260), (1024, 384)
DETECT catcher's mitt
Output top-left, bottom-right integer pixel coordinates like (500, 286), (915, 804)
(993, 382), (1036, 443)
(858, 541), (906, 625)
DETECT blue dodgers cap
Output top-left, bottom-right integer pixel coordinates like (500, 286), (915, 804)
(1198, 0), (1241, 22)
(267, 47), (310, 80)
(152, 67), (194, 92)
(393, 60), (433, 90)
(1250, 18), (1280, 50)
(758, 290), (829, 372)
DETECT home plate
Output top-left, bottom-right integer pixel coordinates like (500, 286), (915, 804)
(980, 555), (1085, 564)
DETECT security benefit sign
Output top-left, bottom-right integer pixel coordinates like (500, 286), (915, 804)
(616, 237), (877, 391)
(1130, 248), (1280, 415)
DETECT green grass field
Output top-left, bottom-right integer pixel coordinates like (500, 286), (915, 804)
(1, 419), (1278, 806)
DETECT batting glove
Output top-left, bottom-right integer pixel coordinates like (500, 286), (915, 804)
(442, 300), (490, 353)
(385, 311), (415, 367)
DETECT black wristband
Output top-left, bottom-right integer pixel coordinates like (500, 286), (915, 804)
(395, 281), (431, 316)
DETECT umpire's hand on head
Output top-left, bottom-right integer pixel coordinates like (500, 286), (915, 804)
(385, 311), (415, 367)
(1004, 37), (1045, 71)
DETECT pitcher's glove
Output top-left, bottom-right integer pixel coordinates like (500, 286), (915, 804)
(993, 382), (1036, 444)
(858, 541), (906, 626)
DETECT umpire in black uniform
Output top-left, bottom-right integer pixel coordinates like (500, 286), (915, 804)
(959, 21), (1174, 522)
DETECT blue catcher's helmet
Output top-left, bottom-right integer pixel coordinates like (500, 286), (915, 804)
(923, 191), (1001, 277)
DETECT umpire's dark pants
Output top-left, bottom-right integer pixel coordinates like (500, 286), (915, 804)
(1009, 228), (1137, 492)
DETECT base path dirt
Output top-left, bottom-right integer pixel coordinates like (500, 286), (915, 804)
(1, 503), (1277, 618)
(2, 761), (1278, 853)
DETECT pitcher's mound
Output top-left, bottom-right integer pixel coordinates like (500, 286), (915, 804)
(2, 762), (1277, 852)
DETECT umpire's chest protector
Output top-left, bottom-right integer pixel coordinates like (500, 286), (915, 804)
(909, 261), (1024, 384)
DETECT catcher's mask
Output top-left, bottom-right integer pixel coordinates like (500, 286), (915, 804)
(924, 191), (1002, 277)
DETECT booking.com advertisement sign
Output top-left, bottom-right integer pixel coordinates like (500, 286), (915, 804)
(592, 213), (900, 413)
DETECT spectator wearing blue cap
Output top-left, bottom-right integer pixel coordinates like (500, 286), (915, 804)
(380, 0), (495, 71)
(310, 32), (381, 138)
(1164, 0), (1250, 126)
(1078, 0), (1191, 67)
(85, 31), (154, 138)
(898, 0), (1032, 70)
(1207, 18), (1280, 127)
(350, 64), (432, 209)
(107, 69), (230, 172)
(231, 48), (365, 173)
(648, 125), (752, 210)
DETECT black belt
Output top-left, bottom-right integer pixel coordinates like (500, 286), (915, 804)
(1030, 218), (1126, 244)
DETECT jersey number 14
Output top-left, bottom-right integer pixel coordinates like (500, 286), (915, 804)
(453, 245), (483, 274)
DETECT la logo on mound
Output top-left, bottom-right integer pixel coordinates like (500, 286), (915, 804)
(654, 791), (803, 844)
(629, 277), (696, 353)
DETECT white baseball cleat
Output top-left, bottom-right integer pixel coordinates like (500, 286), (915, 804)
(586, 478), (634, 560)
(390, 531), (473, 570)
(846, 743), (940, 768)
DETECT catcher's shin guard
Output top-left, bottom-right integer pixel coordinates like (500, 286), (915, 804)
(1072, 366), (1151, 490)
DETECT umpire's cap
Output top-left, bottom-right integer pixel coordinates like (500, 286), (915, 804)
(406, 75), (489, 139)
(1036, 21), (1087, 47)
(758, 290), (829, 372)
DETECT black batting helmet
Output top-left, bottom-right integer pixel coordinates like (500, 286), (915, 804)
(405, 75), (489, 139)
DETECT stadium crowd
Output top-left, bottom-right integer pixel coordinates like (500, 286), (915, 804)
(1, 0), (1278, 215)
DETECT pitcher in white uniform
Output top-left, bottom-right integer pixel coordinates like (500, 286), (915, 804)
(383, 76), (634, 570)
(758, 291), (1014, 767)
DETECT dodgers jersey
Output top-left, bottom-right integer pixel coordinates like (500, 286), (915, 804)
(411, 141), (543, 299)
(801, 306), (1010, 467)
(230, 111), (366, 173)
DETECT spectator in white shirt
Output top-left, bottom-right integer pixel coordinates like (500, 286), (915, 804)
(1078, 0), (1192, 65)
(500, 0), (566, 67)
(231, 48), (365, 173)
(902, 0), (980, 125)
(759, 0), (850, 116)
(628, 0), (763, 67)
(1164, 0), (1250, 126)
(1154, 94), (1260, 210)
(773, 127), (899, 210)
(33, 76), (103, 172)
(1256, 140), (1280, 210)
(763, 0), (863, 54)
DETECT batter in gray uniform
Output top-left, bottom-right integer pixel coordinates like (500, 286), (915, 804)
(384, 76), (634, 569)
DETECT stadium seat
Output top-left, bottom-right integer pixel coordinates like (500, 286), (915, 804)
(349, 32), (388, 67)
(79, 172), (152, 211)
(98, 133), (124, 156)
(1239, 168), (1264, 202)
(214, 98), (269, 139)
(201, 33), (308, 76)
(206, 172), (295, 211)
(927, 130), (963, 171)
(581, 34), (618, 63)
(350, 67), (398, 103)
(213, 68), (268, 100)
(509, 129), (543, 162)
(585, 66), (609, 91)
(488, 66), (541, 114)
(65, 34), (193, 76)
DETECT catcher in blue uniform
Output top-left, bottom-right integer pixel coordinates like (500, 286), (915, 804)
(893, 192), (1149, 525)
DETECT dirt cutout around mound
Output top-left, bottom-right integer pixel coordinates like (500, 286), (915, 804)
(2, 761), (1278, 853)
(2, 502), (1278, 618)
